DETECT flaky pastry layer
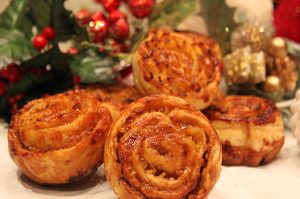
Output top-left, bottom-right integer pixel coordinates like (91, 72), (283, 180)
(8, 90), (112, 184)
(132, 29), (222, 110)
(104, 94), (221, 199)
(204, 95), (284, 166)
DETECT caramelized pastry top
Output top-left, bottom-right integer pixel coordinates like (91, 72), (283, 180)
(204, 96), (278, 125)
(10, 90), (111, 152)
(133, 29), (221, 99)
(105, 94), (221, 199)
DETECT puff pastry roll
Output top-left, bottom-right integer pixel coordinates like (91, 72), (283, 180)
(104, 94), (221, 199)
(204, 95), (284, 166)
(8, 90), (112, 184)
(87, 83), (142, 121)
(132, 29), (222, 110)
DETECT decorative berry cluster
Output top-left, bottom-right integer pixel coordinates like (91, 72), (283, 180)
(76, 0), (155, 43)
(32, 27), (56, 50)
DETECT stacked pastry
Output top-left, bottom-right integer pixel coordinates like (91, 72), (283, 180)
(7, 28), (285, 198)
(204, 96), (284, 166)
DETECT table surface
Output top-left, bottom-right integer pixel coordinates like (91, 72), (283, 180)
(0, 121), (300, 199)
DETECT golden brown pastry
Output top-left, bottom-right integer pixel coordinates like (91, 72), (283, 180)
(132, 29), (222, 110)
(86, 83), (142, 121)
(104, 94), (222, 199)
(8, 90), (112, 184)
(204, 95), (284, 166)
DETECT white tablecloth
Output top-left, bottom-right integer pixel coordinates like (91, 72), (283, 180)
(1, 121), (300, 199)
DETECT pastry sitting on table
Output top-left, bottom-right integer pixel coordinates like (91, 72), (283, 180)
(204, 95), (285, 166)
(7, 90), (112, 184)
(132, 28), (222, 110)
(104, 94), (222, 199)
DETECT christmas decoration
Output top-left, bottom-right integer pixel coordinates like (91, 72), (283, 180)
(274, 0), (300, 43)
(32, 35), (48, 50)
(0, 0), (203, 118)
(263, 75), (281, 92)
(231, 23), (273, 52)
(224, 46), (266, 85)
(75, 9), (91, 26)
(102, 0), (121, 12)
(42, 26), (56, 40)
(129, 0), (155, 19)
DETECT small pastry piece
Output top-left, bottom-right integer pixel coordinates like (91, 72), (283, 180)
(204, 95), (284, 166)
(104, 94), (221, 199)
(8, 90), (112, 184)
(86, 83), (142, 120)
(132, 29), (222, 110)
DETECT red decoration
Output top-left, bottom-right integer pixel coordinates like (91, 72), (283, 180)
(109, 39), (128, 54)
(129, 0), (155, 19)
(89, 13), (109, 42)
(0, 63), (22, 83)
(109, 10), (129, 41)
(110, 16), (129, 41)
(32, 35), (48, 50)
(102, 0), (121, 12)
(73, 76), (81, 85)
(108, 10), (127, 24)
(0, 82), (6, 96)
(75, 9), (91, 25)
(42, 26), (56, 40)
(274, 0), (300, 43)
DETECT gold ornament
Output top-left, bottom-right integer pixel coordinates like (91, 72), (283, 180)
(265, 37), (299, 92)
(268, 37), (288, 58)
(231, 23), (273, 53)
(263, 76), (281, 92)
(224, 46), (266, 85)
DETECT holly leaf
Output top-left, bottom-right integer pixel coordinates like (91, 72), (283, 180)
(0, 28), (37, 67)
(22, 45), (71, 73)
(0, 0), (33, 38)
(201, 0), (237, 54)
(28, 0), (88, 42)
(149, 0), (199, 28)
(70, 49), (117, 84)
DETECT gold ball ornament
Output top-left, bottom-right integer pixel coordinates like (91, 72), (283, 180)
(268, 37), (288, 58)
(263, 76), (281, 92)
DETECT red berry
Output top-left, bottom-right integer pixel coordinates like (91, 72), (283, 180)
(76, 9), (91, 25)
(91, 12), (106, 21)
(1, 63), (22, 83)
(73, 76), (81, 85)
(89, 15), (109, 42)
(67, 47), (79, 55)
(110, 18), (130, 40)
(42, 26), (56, 40)
(129, 0), (155, 19)
(102, 0), (121, 12)
(108, 10), (127, 24)
(32, 35), (48, 50)
(0, 82), (6, 95)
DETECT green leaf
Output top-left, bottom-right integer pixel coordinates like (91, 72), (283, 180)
(0, 0), (33, 38)
(0, 28), (37, 66)
(201, 0), (237, 54)
(22, 45), (71, 73)
(149, 0), (199, 28)
(70, 49), (117, 84)
(28, 0), (88, 42)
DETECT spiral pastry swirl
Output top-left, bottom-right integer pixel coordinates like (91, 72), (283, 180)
(132, 29), (222, 110)
(104, 95), (221, 199)
(8, 90), (112, 184)
(204, 95), (284, 166)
